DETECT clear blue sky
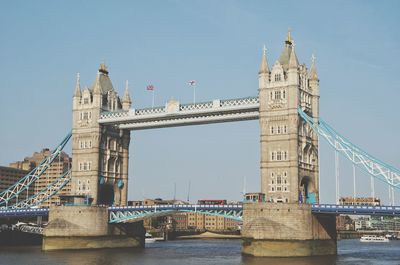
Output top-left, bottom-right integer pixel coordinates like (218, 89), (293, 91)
(0, 0), (399, 204)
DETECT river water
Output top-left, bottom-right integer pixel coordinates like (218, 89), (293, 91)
(0, 239), (399, 265)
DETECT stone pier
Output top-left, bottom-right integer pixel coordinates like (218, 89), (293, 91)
(241, 203), (337, 257)
(42, 206), (144, 251)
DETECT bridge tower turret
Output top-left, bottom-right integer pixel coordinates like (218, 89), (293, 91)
(259, 31), (320, 204)
(71, 64), (130, 206)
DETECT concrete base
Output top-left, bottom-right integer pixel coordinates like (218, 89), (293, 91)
(42, 205), (144, 251)
(241, 203), (337, 257)
(43, 235), (141, 251)
(242, 239), (336, 257)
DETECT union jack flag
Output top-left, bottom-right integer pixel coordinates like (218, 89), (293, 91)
(146, 84), (154, 91)
(188, 80), (196, 86)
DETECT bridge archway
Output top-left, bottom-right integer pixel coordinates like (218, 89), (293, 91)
(300, 176), (318, 204)
(99, 184), (114, 205)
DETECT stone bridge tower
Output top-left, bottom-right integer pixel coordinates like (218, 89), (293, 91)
(71, 64), (131, 206)
(242, 33), (335, 257)
(259, 32), (320, 204)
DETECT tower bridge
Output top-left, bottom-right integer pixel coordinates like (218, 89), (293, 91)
(1, 32), (399, 256)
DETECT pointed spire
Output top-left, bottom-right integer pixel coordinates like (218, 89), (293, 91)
(279, 29), (294, 70)
(285, 28), (293, 45)
(288, 42), (299, 69)
(93, 71), (101, 94)
(258, 45), (270, 74)
(74, 73), (82, 97)
(122, 80), (132, 104)
(309, 54), (319, 80)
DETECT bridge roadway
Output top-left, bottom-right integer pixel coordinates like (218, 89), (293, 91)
(1, 204), (400, 222)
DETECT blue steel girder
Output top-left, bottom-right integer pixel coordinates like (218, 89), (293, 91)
(0, 132), (72, 207)
(11, 170), (72, 209)
(109, 209), (177, 223)
(298, 107), (400, 190)
(312, 204), (400, 216)
(1, 204), (400, 220)
(179, 209), (243, 221)
(108, 204), (243, 223)
(0, 208), (49, 218)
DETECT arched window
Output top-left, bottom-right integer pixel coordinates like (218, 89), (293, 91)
(277, 176), (282, 185)
(271, 152), (275, 161)
(277, 151), (282, 161)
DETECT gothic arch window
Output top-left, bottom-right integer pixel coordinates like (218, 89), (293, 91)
(282, 90), (286, 99)
(277, 151), (282, 161)
(270, 126), (274, 134)
(277, 176), (282, 185)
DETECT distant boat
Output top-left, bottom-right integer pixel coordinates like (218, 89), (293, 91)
(360, 235), (389, 243)
(145, 232), (156, 244)
(385, 234), (398, 240)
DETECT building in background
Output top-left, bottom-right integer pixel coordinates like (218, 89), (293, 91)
(336, 215), (354, 231)
(9, 148), (71, 207)
(370, 216), (400, 231)
(339, 197), (380, 206)
(0, 166), (32, 204)
(128, 198), (240, 232)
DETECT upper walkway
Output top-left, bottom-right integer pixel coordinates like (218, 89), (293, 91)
(98, 97), (260, 130)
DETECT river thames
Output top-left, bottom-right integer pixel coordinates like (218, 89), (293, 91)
(0, 239), (399, 265)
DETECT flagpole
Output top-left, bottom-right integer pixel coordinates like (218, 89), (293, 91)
(193, 85), (196, 105)
(152, 89), (155, 108)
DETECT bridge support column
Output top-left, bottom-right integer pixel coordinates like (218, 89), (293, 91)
(241, 203), (336, 257)
(42, 206), (144, 250)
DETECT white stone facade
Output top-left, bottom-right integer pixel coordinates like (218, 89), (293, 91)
(71, 65), (131, 205)
(259, 33), (320, 203)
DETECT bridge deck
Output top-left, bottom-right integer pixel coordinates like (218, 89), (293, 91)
(1, 204), (400, 220)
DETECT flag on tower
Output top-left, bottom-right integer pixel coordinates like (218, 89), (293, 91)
(146, 84), (154, 91)
(188, 80), (196, 86)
